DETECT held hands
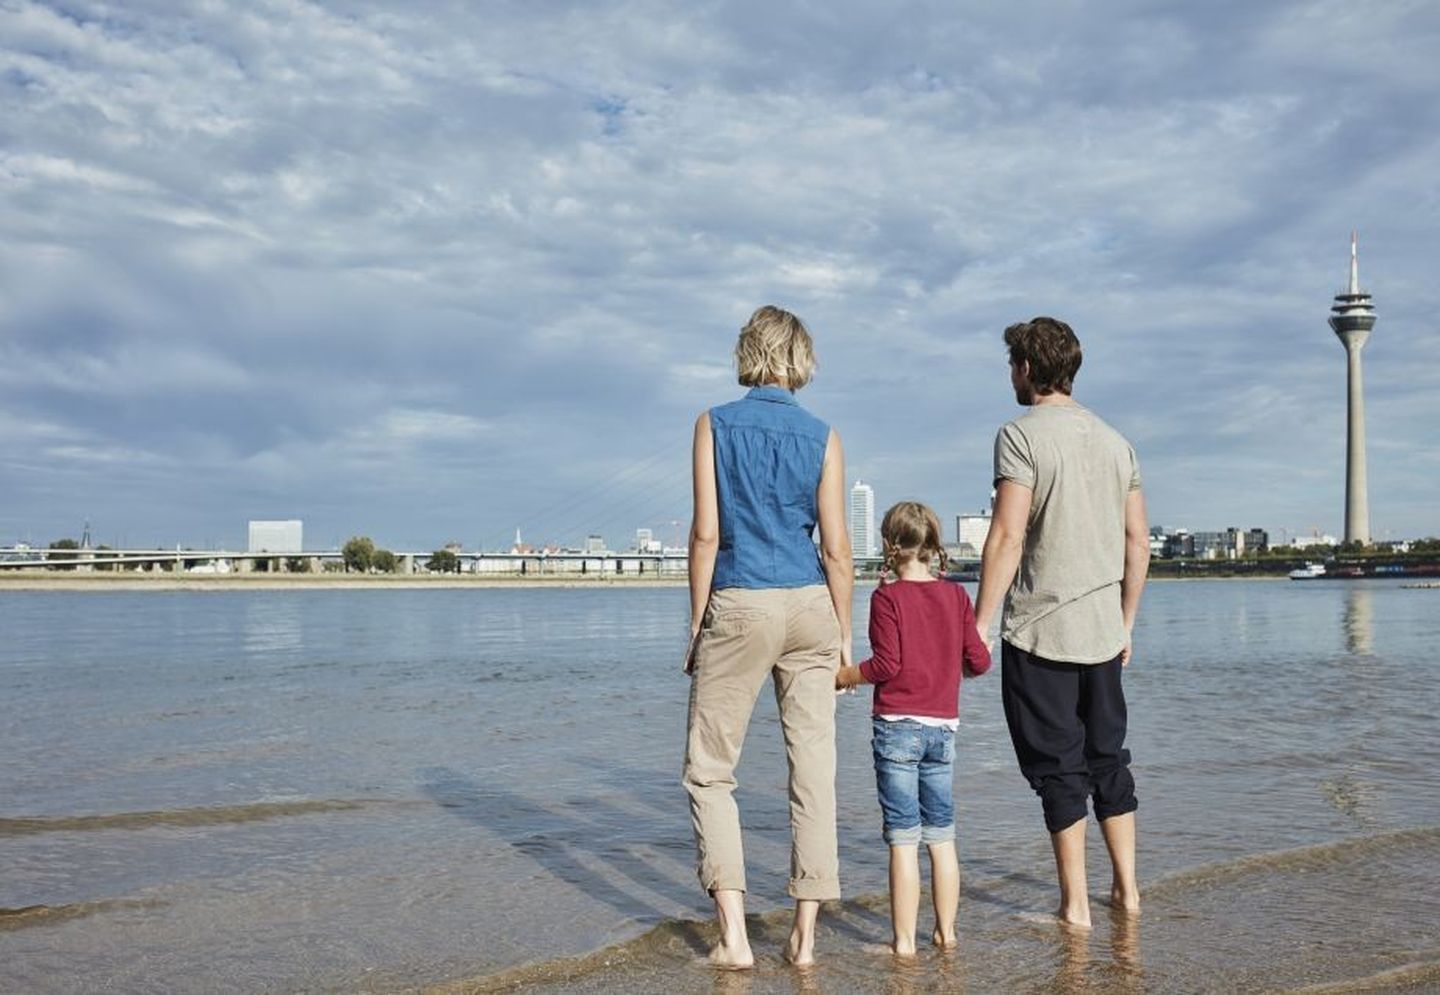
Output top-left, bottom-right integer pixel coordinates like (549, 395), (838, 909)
(834, 636), (859, 694)
(834, 665), (865, 693)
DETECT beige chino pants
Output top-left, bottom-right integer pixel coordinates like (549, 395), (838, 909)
(682, 585), (841, 901)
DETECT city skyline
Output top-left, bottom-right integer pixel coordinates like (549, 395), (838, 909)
(2, 4), (1438, 548)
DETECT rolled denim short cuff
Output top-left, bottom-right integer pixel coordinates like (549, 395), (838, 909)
(920, 822), (956, 845)
(883, 824), (923, 846)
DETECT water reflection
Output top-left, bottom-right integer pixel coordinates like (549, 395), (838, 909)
(1109, 909), (1143, 992)
(242, 597), (302, 655)
(1344, 586), (1374, 656)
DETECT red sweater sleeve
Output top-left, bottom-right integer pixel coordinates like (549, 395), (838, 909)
(957, 585), (992, 677)
(858, 587), (901, 685)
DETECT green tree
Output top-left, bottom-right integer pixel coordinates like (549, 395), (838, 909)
(95, 544), (116, 571)
(48, 538), (80, 571)
(426, 549), (460, 574)
(372, 549), (399, 574)
(1411, 537), (1440, 554)
(285, 556), (310, 574)
(342, 536), (375, 573)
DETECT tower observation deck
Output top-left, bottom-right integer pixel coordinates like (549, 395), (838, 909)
(1328, 233), (1376, 545)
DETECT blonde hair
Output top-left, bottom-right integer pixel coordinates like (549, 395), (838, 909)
(880, 501), (949, 577)
(735, 305), (817, 389)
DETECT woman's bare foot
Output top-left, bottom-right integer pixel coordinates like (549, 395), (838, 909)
(785, 899), (819, 967)
(932, 928), (958, 950)
(784, 929), (815, 967)
(708, 889), (753, 969)
(707, 937), (754, 970)
(890, 935), (917, 957)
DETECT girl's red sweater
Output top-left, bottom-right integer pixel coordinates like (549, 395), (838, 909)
(857, 579), (992, 719)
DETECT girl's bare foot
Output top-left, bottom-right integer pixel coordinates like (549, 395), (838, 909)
(1056, 902), (1092, 929)
(1110, 884), (1140, 913)
(932, 928), (958, 950)
(891, 936), (917, 957)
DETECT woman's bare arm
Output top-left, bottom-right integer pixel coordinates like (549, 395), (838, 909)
(816, 427), (854, 665)
(685, 411), (719, 672)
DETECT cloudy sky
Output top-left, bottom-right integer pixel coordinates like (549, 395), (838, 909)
(2, 0), (1437, 552)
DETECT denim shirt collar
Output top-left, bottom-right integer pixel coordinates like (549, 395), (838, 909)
(745, 384), (798, 405)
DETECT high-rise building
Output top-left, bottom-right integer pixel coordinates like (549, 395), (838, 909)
(849, 480), (876, 558)
(1329, 233), (1376, 545)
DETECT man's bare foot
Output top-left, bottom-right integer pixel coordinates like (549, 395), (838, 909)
(1110, 885), (1140, 913)
(707, 938), (754, 970)
(932, 928), (958, 950)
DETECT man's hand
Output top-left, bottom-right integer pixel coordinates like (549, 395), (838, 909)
(835, 664), (865, 691)
(1119, 638), (1133, 668)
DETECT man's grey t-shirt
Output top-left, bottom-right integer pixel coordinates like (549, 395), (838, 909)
(993, 403), (1141, 664)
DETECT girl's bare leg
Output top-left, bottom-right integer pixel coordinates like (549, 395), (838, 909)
(888, 844), (921, 956)
(927, 840), (959, 948)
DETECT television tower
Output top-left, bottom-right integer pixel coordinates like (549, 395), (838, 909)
(1328, 233), (1376, 545)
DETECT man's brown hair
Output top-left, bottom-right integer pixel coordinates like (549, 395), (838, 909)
(1003, 316), (1082, 395)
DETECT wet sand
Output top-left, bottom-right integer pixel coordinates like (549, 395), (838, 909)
(431, 827), (1440, 994)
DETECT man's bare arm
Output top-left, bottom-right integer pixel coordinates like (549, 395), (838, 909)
(1119, 488), (1150, 666)
(974, 480), (1032, 642)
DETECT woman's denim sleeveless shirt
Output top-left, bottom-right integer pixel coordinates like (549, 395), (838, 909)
(710, 385), (830, 590)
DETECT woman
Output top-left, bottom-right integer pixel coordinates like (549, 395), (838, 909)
(682, 304), (853, 968)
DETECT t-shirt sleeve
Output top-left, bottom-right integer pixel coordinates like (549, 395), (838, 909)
(993, 422), (1035, 490)
(1127, 443), (1142, 492)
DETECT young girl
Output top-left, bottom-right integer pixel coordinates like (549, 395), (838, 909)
(836, 501), (991, 956)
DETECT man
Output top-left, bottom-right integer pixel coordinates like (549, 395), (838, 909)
(974, 316), (1150, 928)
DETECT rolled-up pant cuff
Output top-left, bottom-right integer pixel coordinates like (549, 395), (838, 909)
(921, 823), (955, 845)
(1095, 798), (1139, 822)
(884, 824), (923, 846)
(788, 877), (840, 901)
(700, 871), (747, 895)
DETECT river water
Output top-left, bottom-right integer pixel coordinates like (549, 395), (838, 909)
(2, 580), (1438, 993)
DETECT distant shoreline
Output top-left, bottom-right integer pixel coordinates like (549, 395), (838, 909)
(0, 572), (690, 591)
(4, 571), (1426, 593)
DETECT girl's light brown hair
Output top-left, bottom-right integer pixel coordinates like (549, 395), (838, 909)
(735, 305), (817, 389)
(880, 501), (949, 577)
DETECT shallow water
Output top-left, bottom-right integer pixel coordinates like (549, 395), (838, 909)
(1, 580), (1437, 992)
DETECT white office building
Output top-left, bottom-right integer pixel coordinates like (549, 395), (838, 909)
(248, 520), (303, 554)
(850, 480), (876, 558)
(955, 511), (992, 557)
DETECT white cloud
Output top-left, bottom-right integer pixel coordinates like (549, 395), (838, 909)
(2, 0), (1438, 545)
